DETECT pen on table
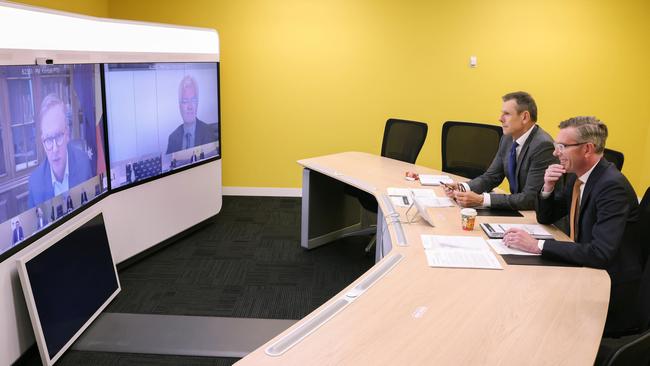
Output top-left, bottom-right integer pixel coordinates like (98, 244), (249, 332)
(485, 223), (495, 233)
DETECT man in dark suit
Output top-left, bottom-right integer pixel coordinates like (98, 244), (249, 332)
(12, 220), (24, 245)
(166, 75), (217, 154)
(445, 91), (557, 210)
(35, 207), (48, 230)
(28, 94), (93, 208)
(505, 116), (641, 334)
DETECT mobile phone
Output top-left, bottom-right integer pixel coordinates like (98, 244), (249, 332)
(440, 182), (456, 191)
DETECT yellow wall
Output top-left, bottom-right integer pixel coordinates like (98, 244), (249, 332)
(15, 0), (650, 193)
(12, 0), (109, 17)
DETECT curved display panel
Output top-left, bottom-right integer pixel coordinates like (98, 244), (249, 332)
(0, 63), (107, 259)
(104, 62), (220, 190)
(17, 212), (119, 366)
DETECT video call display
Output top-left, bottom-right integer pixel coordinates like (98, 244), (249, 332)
(22, 213), (119, 363)
(0, 64), (107, 257)
(104, 62), (220, 189)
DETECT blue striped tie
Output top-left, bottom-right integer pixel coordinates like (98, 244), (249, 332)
(508, 141), (519, 193)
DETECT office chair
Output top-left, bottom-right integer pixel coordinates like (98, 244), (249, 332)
(596, 187), (650, 366)
(604, 148), (624, 171)
(597, 256), (650, 366)
(347, 118), (428, 253)
(381, 118), (429, 164)
(441, 121), (503, 179)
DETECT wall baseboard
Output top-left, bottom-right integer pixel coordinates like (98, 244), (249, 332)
(223, 187), (302, 197)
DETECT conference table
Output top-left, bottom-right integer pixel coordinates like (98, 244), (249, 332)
(236, 152), (610, 365)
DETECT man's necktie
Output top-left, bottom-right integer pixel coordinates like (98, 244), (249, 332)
(185, 132), (192, 149)
(508, 141), (519, 193)
(569, 180), (583, 241)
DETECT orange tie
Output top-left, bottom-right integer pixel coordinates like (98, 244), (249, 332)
(569, 180), (583, 241)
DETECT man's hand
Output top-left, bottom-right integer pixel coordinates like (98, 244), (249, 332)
(442, 181), (458, 198)
(503, 228), (541, 254)
(543, 164), (566, 193)
(454, 191), (484, 207)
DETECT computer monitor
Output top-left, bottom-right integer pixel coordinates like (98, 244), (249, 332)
(104, 62), (220, 190)
(0, 63), (108, 260)
(17, 212), (120, 366)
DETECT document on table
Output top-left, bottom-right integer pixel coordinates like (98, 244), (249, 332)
(487, 239), (541, 256)
(419, 174), (453, 186)
(421, 235), (502, 270)
(480, 223), (554, 239)
(386, 188), (454, 208)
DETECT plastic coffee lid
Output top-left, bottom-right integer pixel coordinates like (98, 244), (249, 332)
(460, 208), (477, 216)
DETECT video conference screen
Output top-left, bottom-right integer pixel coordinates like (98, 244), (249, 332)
(104, 62), (220, 189)
(0, 64), (107, 257)
(23, 213), (119, 362)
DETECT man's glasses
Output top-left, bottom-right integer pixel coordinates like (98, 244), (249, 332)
(180, 97), (198, 105)
(42, 132), (65, 151)
(553, 142), (586, 152)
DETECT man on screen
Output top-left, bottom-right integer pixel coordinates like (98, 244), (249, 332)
(166, 75), (217, 154)
(28, 94), (92, 208)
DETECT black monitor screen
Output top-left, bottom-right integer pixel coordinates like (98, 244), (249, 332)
(104, 62), (220, 189)
(0, 64), (107, 259)
(24, 213), (118, 360)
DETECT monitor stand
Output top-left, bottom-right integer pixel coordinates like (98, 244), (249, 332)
(72, 313), (296, 358)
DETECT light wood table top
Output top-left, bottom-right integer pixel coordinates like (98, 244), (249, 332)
(236, 152), (610, 366)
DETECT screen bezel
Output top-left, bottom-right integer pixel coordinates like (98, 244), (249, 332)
(102, 61), (222, 195)
(16, 211), (121, 366)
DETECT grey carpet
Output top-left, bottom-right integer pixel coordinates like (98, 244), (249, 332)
(16, 196), (375, 366)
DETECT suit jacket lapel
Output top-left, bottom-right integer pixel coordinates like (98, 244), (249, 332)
(578, 158), (608, 219)
(514, 125), (538, 184)
(42, 159), (55, 200)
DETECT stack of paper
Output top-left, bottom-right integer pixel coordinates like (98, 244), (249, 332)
(419, 174), (453, 186)
(421, 235), (502, 269)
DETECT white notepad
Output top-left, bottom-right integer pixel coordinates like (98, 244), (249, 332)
(419, 174), (453, 186)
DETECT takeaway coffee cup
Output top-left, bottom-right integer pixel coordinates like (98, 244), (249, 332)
(460, 208), (477, 231)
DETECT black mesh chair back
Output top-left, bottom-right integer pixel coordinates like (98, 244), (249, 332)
(381, 119), (428, 163)
(604, 148), (625, 171)
(441, 121), (503, 179)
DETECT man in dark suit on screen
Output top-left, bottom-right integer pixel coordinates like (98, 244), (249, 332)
(166, 75), (217, 154)
(504, 116), (641, 334)
(28, 94), (92, 208)
(12, 219), (24, 245)
(444, 91), (558, 210)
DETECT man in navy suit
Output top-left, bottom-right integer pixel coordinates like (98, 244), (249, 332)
(445, 91), (557, 210)
(166, 75), (217, 154)
(12, 220), (24, 245)
(505, 116), (641, 334)
(28, 94), (92, 208)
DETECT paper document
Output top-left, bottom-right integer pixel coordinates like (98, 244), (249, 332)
(421, 235), (502, 269)
(418, 196), (455, 208)
(487, 239), (541, 256)
(480, 223), (554, 239)
(419, 174), (453, 186)
(387, 188), (438, 207)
